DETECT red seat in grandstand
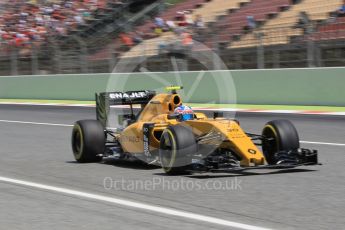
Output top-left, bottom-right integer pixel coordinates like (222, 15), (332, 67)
(214, 0), (292, 43)
(309, 17), (345, 41)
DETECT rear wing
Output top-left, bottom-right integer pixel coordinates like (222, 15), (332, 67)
(95, 91), (156, 128)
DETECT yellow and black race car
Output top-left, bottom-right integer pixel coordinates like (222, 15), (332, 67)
(71, 87), (319, 175)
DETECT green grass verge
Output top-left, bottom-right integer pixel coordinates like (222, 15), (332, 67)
(186, 103), (345, 112)
(0, 99), (95, 105)
(1, 99), (345, 112)
(165, 0), (185, 6)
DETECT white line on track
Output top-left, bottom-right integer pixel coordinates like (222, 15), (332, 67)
(300, 141), (345, 146)
(0, 176), (271, 230)
(0, 119), (73, 127)
(0, 119), (344, 147)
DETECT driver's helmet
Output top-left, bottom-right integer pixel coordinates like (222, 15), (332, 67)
(174, 105), (194, 121)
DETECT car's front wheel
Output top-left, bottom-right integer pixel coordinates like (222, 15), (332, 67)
(262, 119), (300, 164)
(159, 125), (197, 175)
(71, 120), (105, 163)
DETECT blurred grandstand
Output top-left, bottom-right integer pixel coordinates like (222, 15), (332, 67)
(1, 0), (345, 75)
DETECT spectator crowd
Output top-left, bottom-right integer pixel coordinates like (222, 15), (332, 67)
(0, 0), (107, 55)
(0, 0), (204, 56)
(119, 10), (205, 52)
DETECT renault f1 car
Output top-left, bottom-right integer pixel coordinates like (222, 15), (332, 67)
(71, 87), (319, 175)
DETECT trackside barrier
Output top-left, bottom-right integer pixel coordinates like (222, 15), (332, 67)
(0, 68), (345, 106)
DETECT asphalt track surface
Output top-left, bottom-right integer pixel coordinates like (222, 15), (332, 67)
(0, 104), (344, 230)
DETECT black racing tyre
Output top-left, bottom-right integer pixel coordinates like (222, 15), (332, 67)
(159, 125), (197, 175)
(71, 120), (105, 163)
(261, 119), (300, 164)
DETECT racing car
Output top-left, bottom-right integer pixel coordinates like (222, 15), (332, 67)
(71, 86), (319, 175)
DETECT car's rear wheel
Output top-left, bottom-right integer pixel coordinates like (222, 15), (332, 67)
(262, 119), (300, 164)
(159, 125), (197, 175)
(72, 120), (105, 163)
